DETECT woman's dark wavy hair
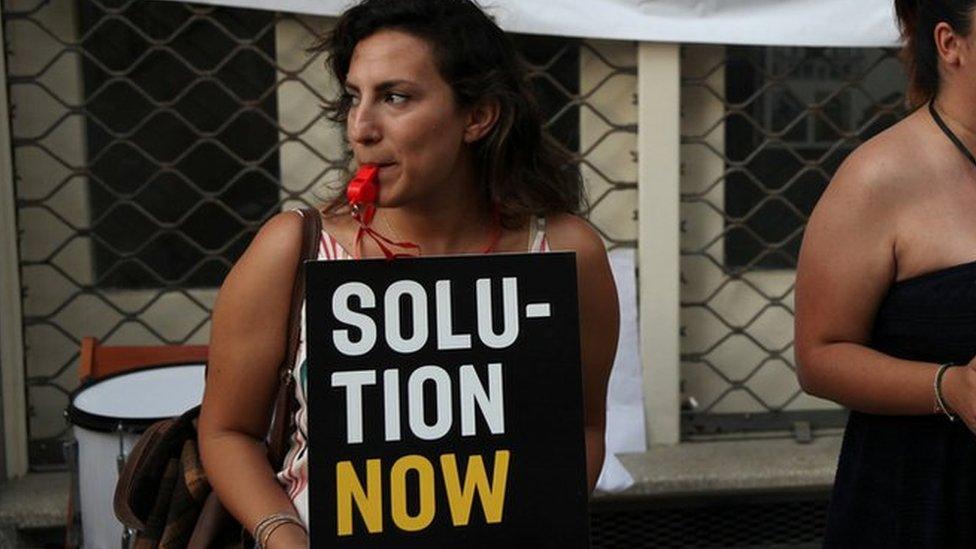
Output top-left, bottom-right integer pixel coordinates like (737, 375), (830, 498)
(894, 0), (976, 107)
(312, 0), (584, 226)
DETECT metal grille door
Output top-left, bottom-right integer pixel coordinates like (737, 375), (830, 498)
(679, 45), (906, 437)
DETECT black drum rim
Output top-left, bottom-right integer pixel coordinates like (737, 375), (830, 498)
(65, 361), (206, 433)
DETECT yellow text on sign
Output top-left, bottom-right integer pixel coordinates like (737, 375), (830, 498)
(335, 450), (511, 536)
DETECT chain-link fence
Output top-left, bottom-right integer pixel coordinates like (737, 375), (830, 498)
(679, 45), (907, 438)
(4, 0), (637, 468)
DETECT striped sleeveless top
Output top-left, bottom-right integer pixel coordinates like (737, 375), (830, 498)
(276, 214), (550, 524)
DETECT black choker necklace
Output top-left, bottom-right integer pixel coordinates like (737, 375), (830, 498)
(929, 100), (976, 169)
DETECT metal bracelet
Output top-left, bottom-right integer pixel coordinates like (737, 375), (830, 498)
(260, 517), (305, 549)
(254, 513), (305, 549)
(935, 362), (958, 422)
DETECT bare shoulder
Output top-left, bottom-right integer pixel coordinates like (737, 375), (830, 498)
(219, 210), (307, 291)
(544, 213), (606, 260)
(208, 210), (310, 377)
(243, 210), (305, 263)
(824, 111), (929, 207)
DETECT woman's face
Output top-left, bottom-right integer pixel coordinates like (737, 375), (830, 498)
(344, 29), (472, 207)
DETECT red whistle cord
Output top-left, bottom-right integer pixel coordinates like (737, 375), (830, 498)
(353, 223), (422, 260)
(346, 165), (502, 259)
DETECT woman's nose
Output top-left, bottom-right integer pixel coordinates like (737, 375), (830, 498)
(348, 104), (381, 146)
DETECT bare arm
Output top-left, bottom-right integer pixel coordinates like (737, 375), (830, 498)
(795, 150), (942, 415)
(198, 211), (308, 548)
(548, 214), (620, 493)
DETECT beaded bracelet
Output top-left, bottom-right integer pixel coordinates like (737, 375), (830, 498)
(934, 362), (958, 422)
(254, 513), (306, 549)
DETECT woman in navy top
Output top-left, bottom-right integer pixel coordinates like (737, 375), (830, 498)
(796, 1), (976, 546)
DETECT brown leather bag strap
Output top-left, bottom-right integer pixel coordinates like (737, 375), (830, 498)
(268, 207), (322, 468)
(283, 207), (322, 383)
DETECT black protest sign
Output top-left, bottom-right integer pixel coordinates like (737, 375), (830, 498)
(305, 252), (589, 548)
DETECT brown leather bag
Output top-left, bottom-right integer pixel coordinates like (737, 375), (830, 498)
(114, 208), (322, 549)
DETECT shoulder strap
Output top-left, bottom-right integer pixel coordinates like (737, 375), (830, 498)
(268, 207), (322, 468)
(529, 216), (547, 252)
(283, 207), (322, 378)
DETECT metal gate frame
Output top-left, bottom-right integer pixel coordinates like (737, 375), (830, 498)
(0, 3), (29, 478)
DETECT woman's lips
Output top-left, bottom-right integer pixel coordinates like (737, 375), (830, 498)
(358, 161), (396, 179)
(373, 163), (398, 186)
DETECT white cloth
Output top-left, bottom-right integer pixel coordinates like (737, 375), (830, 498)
(159, 0), (900, 47)
(595, 248), (645, 493)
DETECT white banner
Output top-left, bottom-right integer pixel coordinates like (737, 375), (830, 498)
(166, 0), (901, 47)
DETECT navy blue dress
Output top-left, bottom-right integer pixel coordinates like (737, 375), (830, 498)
(824, 261), (976, 548)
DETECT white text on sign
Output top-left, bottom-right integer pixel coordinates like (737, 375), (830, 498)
(325, 276), (557, 536)
(331, 278), (521, 354)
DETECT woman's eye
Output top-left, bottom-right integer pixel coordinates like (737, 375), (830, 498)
(342, 92), (360, 106)
(385, 93), (408, 105)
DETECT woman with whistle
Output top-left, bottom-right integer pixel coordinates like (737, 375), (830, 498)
(197, 0), (619, 547)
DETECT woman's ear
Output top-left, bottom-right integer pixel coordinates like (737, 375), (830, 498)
(463, 98), (501, 144)
(935, 21), (962, 67)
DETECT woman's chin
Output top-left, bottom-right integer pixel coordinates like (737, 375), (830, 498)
(375, 177), (408, 207)
(375, 192), (406, 209)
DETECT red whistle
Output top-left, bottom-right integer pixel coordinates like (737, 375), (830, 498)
(345, 164), (422, 259)
(347, 165), (379, 225)
(347, 165), (379, 206)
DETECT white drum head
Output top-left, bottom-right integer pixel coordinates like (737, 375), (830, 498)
(67, 363), (206, 432)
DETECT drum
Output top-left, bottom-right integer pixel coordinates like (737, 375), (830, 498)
(66, 363), (206, 549)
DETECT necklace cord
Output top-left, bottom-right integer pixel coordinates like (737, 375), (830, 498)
(929, 100), (976, 169)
